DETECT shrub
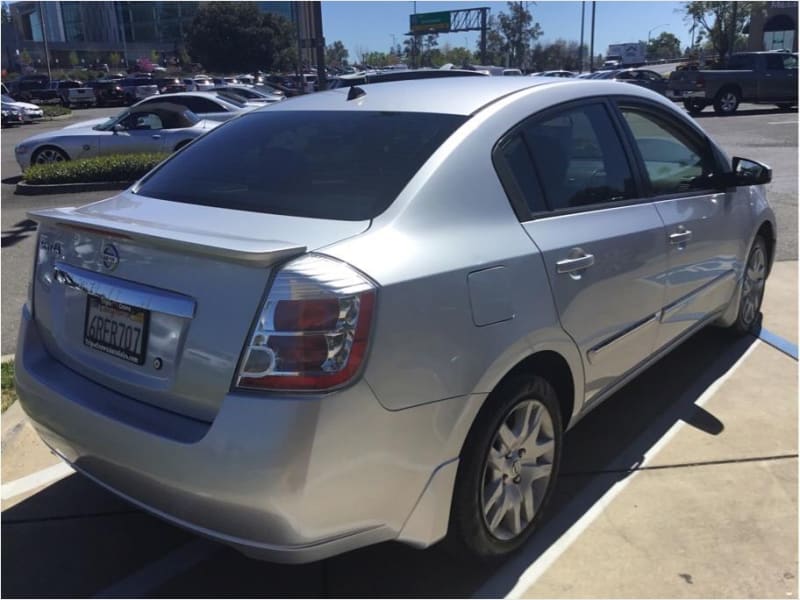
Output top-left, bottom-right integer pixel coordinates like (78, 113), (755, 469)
(42, 105), (71, 118)
(24, 153), (169, 185)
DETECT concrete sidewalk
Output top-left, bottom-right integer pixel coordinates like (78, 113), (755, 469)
(516, 262), (798, 599)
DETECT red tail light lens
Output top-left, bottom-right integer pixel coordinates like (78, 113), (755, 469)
(237, 255), (377, 392)
(696, 74), (705, 88)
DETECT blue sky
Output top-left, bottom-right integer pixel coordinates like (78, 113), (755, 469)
(321, 1), (696, 60)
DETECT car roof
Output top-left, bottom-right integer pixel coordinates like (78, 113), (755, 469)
(262, 77), (658, 116)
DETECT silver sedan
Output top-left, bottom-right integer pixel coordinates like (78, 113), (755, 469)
(16, 77), (775, 563)
(14, 102), (219, 169)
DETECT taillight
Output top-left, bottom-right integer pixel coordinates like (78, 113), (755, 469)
(236, 254), (377, 392)
(696, 74), (705, 89)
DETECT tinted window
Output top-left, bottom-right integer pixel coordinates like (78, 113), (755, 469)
(620, 107), (717, 195)
(135, 111), (467, 220)
(499, 134), (546, 213)
(521, 103), (636, 210)
(120, 112), (163, 130)
(766, 54), (785, 70)
(727, 54), (756, 70)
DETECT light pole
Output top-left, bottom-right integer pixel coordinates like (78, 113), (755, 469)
(646, 23), (669, 62)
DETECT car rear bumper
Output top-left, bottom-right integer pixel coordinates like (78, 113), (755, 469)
(15, 306), (465, 562)
(666, 89), (706, 100)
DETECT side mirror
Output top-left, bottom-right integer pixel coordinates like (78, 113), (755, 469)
(731, 156), (772, 186)
(111, 123), (122, 134)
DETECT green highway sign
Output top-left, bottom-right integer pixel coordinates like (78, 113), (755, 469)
(410, 11), (452, 33)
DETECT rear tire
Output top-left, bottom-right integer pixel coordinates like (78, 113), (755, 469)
(683, 99), (706, 115)
(713, 88), (740, 115)
(446, 375), (563, 561)
(730, 236), (768, 335)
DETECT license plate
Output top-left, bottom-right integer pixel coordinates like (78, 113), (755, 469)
(84, 296), (149, 365)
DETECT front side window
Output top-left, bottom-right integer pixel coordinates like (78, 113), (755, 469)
(620, 107), (717, 195)
(135, 111), (467, 221)
(519, 103), (637, 211)
(119, 112), (163, 130)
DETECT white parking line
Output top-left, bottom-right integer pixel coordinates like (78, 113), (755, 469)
(500, 340), (761, 598)
(1, 461), (74, 501)
(767, 120), (798, 125)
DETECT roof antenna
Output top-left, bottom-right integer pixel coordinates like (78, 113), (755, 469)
(347, 86), (366, 101)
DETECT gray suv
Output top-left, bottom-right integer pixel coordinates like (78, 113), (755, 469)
(16, 77), (775, 563)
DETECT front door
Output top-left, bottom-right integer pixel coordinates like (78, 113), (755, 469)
(497, 100), (669, 403)
(100, 111), (167, 156)
(615, 101), (745, 350)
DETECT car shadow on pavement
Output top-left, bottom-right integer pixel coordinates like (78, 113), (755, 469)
(1, 328), (755, 598)
(693, 107), (798, 119)
(1, 219), (38, 248)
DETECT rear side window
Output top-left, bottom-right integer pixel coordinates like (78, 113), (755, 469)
(519, 103), (636, 211)
(135, 111), (467, 220)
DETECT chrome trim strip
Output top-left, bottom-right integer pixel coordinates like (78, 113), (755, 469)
(661, 270), (736, 321)
(587, 312), (660, 363)
(53, 262), (196, 319)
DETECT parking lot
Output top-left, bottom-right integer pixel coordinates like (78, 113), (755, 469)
(1, 102), (797, 597)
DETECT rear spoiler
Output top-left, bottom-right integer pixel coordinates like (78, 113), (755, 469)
(29, 207), (306, 266)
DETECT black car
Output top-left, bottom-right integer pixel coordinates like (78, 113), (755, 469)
(613, 68), (668, 96)
(87, 79), (127, 107)
(155, 77), (188, 94)
(1, 105), (24, 127)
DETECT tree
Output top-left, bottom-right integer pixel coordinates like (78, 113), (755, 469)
(496, 2), (543, 69)
(109, 51), (121, 68)
(325, 40), (349, 68)
(682, 2), (764, 64)
(150, 49), (160, 65)
(68, 50), (79, 68)
(1, 2), (12, 24)
(646, 31), (682, 60)
(186, 2), (295, 73)
(421, 33), (439, 66)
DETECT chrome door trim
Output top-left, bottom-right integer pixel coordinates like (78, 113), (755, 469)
(53, 262), (196, 319)
(556, 253), (595, 274)
(587, 312), (661, 364)
(668, 229), (693, 245)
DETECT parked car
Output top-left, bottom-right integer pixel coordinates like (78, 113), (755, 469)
(329, 68), (488, 89)
(16, 78), (775, 565)
(1, 94), (44, 121)
(1, 103), (24, 127)
(612, 68), (668, 95)
(14, 102), (219, 169)
(133, 91), (257, 122)
(191, 75), (215, 91)
(49, 79), (96, 108)
(538, 70), (576, 78)
(210, 85), (284, 104)
(86, 79), (127, 107)
(667, 51), (798, 115)
(155, 77), (188, 94)
(120, 76), (160, 105)
(6, 74), (60, 104)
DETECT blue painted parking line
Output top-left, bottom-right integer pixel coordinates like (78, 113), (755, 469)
(758, 328), (798, 360)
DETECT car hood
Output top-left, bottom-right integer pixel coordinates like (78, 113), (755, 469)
(63, 117), (112, 130)
(7, 100), (41, 110)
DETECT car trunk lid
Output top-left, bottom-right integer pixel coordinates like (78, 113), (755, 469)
(30, 193), (370, 421)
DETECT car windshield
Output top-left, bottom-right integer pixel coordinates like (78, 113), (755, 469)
(135, 110), (468, 221)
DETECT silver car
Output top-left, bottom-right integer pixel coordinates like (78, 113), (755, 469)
(16, 78), (775, 564)
(14, 103), (219, 169)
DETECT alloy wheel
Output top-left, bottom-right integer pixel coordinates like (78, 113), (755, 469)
(480, 399), (556, 541)
(741, 244), (766, 326)
(34, 148), (66, 165)
(720, 92), (738, 113)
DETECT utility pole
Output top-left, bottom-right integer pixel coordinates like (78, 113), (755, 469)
(589, 1), (596, 72)
(38, 2), (51, 80)
(579, 1), (585, 73)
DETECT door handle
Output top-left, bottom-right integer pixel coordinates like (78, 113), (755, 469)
(669, 228), (693, 245)
(151, 134), (161, 139)
(556, 252), (595, 274)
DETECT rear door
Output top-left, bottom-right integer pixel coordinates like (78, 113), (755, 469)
(614, 99), (745, 350)
(496, 99), (669, 403)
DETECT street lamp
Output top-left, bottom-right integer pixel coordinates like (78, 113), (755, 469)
(647, 23), (670, 45)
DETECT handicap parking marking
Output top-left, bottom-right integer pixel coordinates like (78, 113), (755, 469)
(474, 340), (762, 599)
(758, 327), (798, 360)
(1, 461), (74, 501)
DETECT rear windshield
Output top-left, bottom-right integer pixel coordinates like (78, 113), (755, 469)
(135, 110), (467, 220)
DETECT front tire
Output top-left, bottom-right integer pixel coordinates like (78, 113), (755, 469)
(731, 236), (768, 335)
(713, 88), (740, 115)
(447, 375), (563, 560)
(31, 146), (69, 166)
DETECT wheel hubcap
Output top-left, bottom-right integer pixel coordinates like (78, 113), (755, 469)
(741, 245), (766, 325)
(722, 93), (737, 111)
(34, 149), (65, 165)
(481, 399), (555, 541)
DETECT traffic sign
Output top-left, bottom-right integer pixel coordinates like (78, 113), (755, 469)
(410, 11), (452, 33)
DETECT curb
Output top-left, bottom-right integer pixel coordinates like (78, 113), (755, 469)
(15, 181), (130, 196)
